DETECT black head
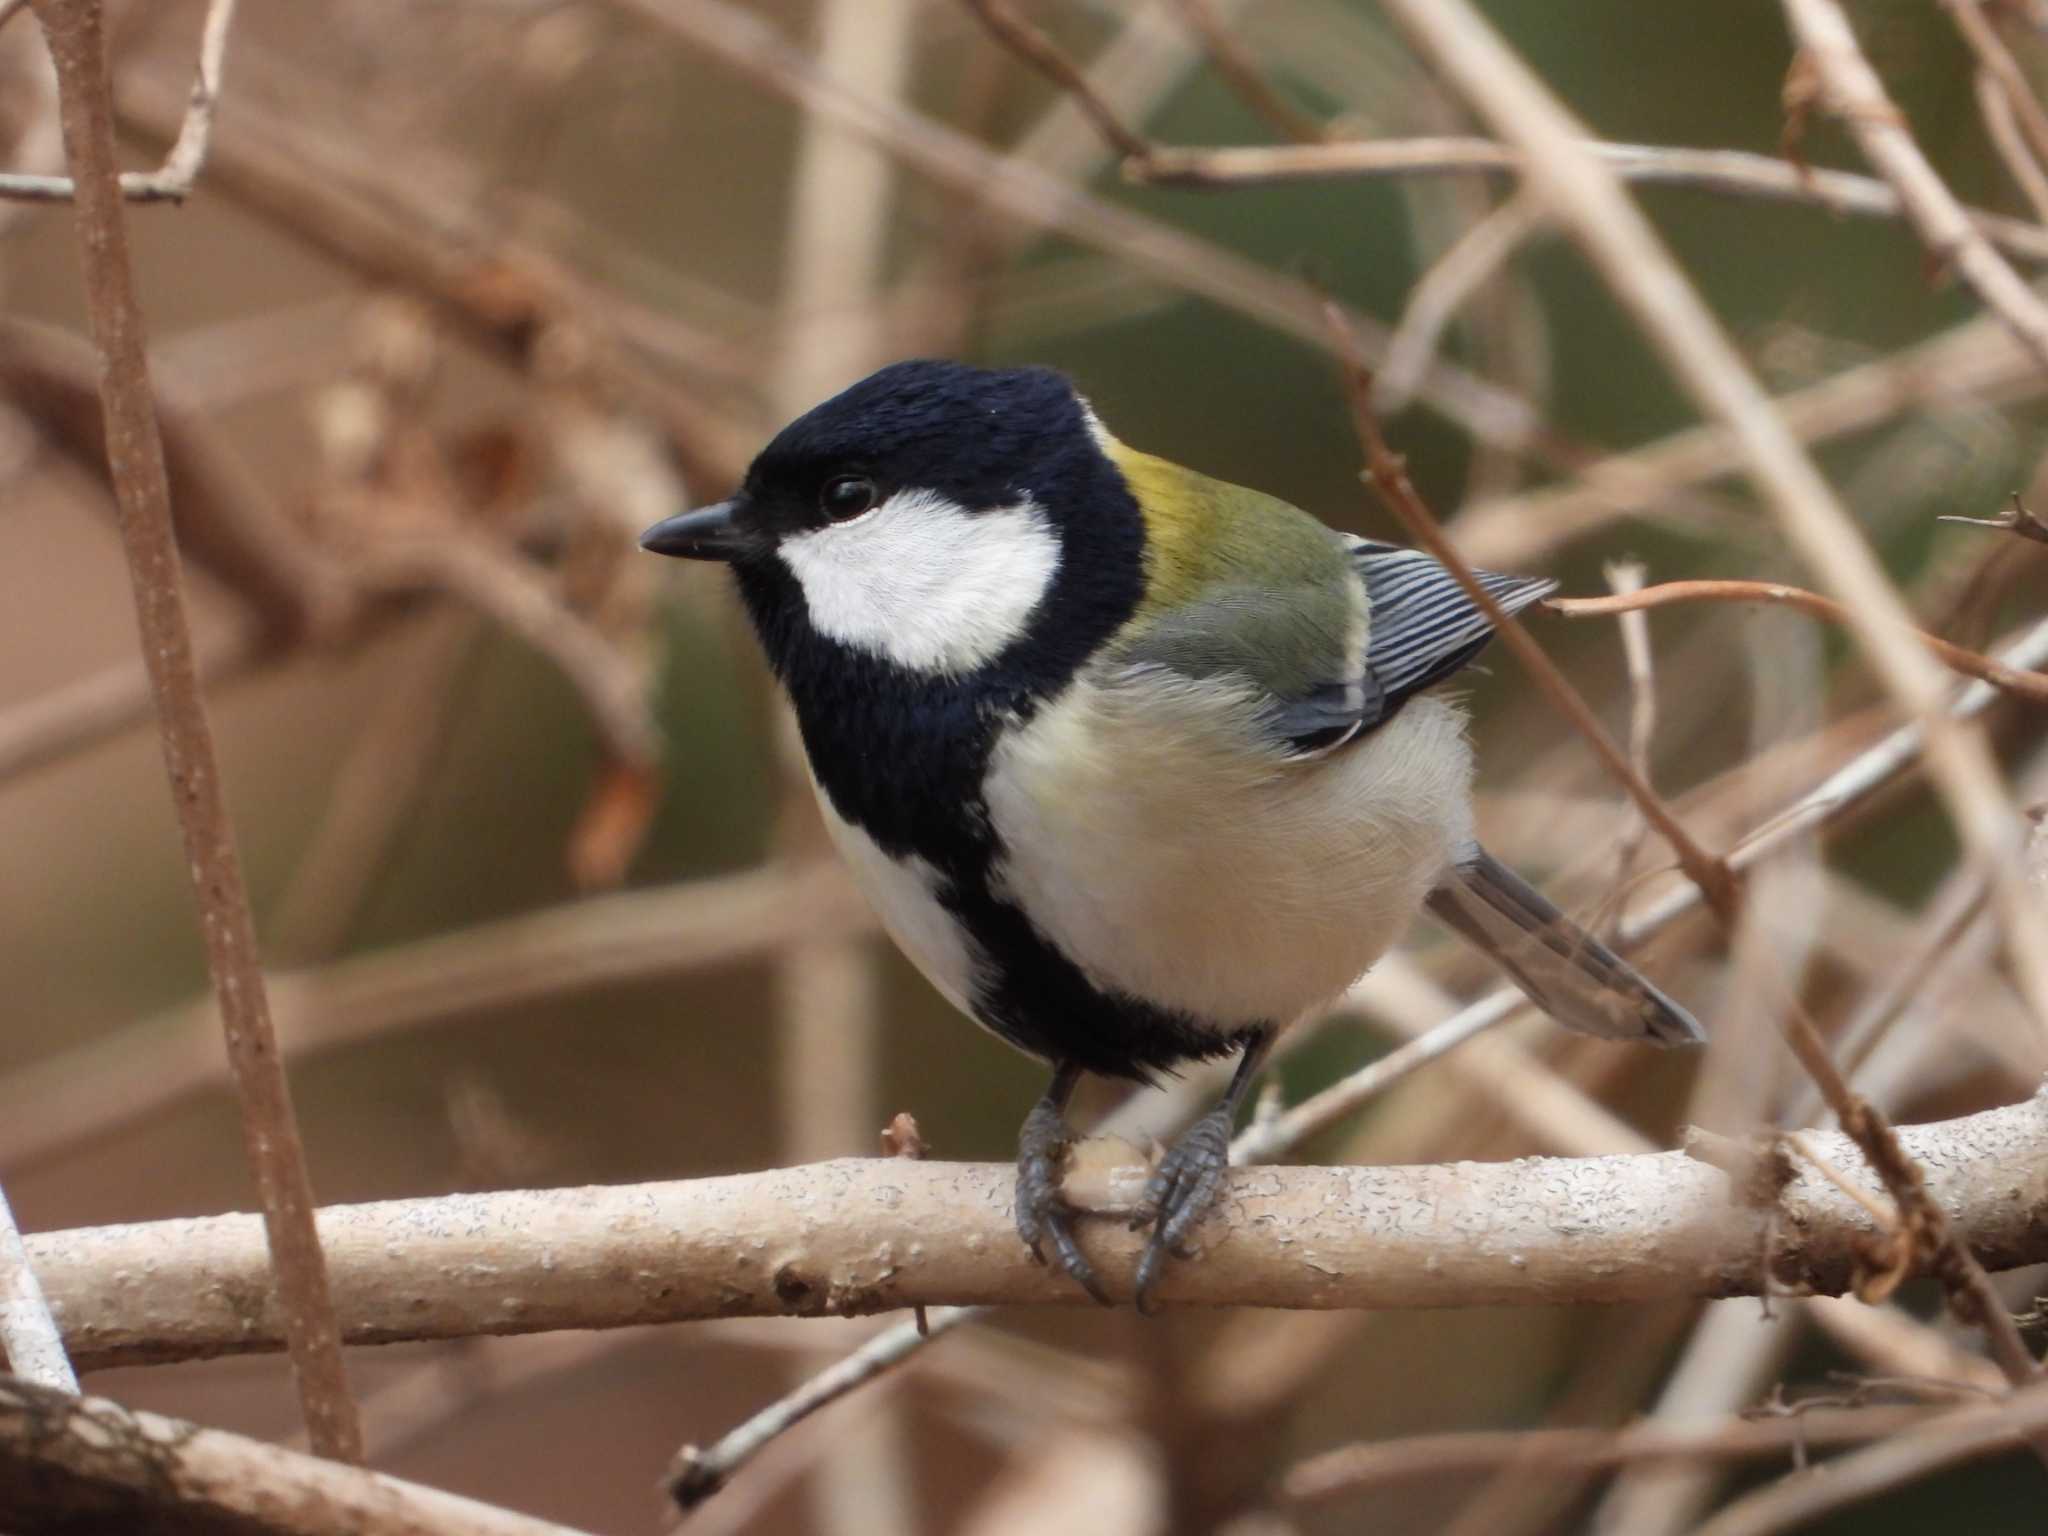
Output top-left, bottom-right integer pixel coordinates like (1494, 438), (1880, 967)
(640, 359), (1145, 688)
(643, 360), (1104, 562)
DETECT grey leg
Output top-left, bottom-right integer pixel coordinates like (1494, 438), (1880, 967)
(1014, 1062), (1110, 1305)
(1129, 1036), (1271, 1313)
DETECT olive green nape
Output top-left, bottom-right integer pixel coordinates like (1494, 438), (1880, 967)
(1102, 437), (1357, 702)
(1106, 439), (1350, 615)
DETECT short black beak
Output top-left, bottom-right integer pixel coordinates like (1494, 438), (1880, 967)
(640, 500), (749, 561)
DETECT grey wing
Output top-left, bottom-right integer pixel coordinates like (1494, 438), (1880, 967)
(1115, 539), (1554, 757)
(1350, 539), (1556, 717)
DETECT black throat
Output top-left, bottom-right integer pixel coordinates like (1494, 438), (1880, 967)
(731, 440), (1145, 873)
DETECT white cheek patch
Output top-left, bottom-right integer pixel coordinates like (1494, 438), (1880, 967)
(777, 488), (1062, 674)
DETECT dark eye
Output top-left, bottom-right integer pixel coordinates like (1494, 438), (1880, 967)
(819, 474), (878, 521)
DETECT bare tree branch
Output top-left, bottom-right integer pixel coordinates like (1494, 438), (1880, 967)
(0, 1375), (595, 1536)
(16, 1089), (2048, 1369)
(28, 0), (359, 1461)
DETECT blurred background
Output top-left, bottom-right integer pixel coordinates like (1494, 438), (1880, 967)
(4, 0), (2048, 1531)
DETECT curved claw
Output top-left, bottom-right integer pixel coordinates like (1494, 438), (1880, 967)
(1015, 1073), (1112, 1305)
(1128, 1105), (1234, 1313)
(1040, 1203), (1113, 1306)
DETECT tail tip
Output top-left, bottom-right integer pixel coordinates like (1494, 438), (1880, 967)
(1641, 992), (1706, 1048)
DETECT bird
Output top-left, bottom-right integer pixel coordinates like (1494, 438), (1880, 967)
(640, 358), (1702, 1309)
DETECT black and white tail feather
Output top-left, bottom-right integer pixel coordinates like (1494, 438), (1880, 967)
(1352, 539), (1704, 1049)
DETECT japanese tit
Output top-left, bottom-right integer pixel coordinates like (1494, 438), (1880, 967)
(641, 359), (1701, 1308)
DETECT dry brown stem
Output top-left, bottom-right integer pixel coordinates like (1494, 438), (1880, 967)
(21, 1090), (2048, 1367)
(1170, 0), (1327, 145)
(958, 0), (1151, 160)
(28, 0), (360, 1461)
(0, 1374), (593, 1536)
(1332, 337), (1741, 920)
(1548, 580), (2048, 705)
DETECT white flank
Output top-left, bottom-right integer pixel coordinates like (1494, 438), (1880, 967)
(778, 489), (1061, 674)
(985, 673), (1476, 1032)
(814, 788), (980, 1017)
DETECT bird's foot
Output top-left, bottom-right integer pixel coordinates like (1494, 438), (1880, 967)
(1128, 1102), (1233, 1313)
(1015, 1089), (1111, 1306)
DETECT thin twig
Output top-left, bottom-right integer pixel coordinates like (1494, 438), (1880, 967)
(1691, 1376), (2048, 1536)
(0, 0), (236, 202)
(0, 1375), (594, 1536)
(0, 1185), (75, 1393)
(1283, 1404), (1947, 1504)
(1331, 333), (1740, 920)
(30, 0), (360, 1461)
(1547, 579), (2048, 704)
(1131, 137), (2048, 266)
(1947, 0), (2048, 208)
(670, 1309), (975, 1509)
(957, 0), (1152, 160)
(1939, 489), (2048, 546)
(1783, 0), (2048, 375)
(1171, 0), (1327, 145)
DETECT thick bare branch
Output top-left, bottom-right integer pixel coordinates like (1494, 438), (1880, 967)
(0, 1375), (593, 1536)
(20, 1090), (2048, 1369)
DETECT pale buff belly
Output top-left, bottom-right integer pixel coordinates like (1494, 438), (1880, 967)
(983, 673), (1475, 1033)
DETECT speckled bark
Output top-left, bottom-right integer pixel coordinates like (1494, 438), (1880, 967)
(0, 1376), (590, 1534)
(18, 1092), (2048, 1365)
